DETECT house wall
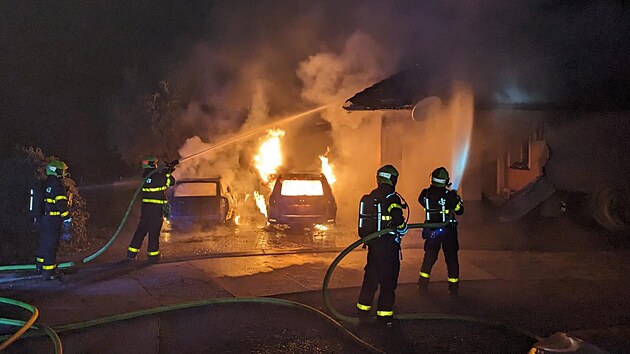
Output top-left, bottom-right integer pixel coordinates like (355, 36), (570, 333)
(475, 109), (546, 198)
(476, 109), (630, 198)
(505, 140), (549, 192)
(380, 110), (482, 223)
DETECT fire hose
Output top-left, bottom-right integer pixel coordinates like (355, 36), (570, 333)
(1, 223), (540, 353)
(0, 104), (336, 274)
(0, 168), (161, 273)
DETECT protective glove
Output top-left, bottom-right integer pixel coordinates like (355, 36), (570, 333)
(62, 218), (72, 241)
(165, 160), (179, 173)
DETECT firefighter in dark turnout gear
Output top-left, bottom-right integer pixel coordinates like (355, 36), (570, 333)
(127, 155), (176, 262)
(357, 165), (408, 325)
(36, 160), (72, 280)
(418, 167), (464, 295)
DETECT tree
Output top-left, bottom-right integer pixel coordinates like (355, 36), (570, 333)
(0, 147), (89, 264)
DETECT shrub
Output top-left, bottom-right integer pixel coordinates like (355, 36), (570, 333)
(0, 147), (89, 264)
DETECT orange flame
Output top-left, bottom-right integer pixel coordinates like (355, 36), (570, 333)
(254, 129), (285, 185)
(319, 148), (336, 185)
(252, 129), (285, 217)
(254, 190), (267, 217)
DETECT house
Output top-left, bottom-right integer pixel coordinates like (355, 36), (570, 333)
(343, 69), (630, 228)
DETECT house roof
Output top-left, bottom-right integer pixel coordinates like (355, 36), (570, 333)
(344, 68), (630, 111)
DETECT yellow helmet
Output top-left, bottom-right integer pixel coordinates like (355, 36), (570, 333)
(46, 160), (68, 177)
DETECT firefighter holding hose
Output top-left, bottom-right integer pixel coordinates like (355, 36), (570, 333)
(356, 165), (408, 326)
(417, 167), (464, 295)
(127, 155), (177, 263)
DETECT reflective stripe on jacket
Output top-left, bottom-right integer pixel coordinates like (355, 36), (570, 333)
(43, 175), (70, 220)
(141, 171), (175, 204)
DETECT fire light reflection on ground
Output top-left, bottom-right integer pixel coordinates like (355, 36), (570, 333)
(158, 221), (357, 257)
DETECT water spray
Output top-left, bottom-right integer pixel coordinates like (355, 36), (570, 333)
(449, 86), (474, 191)
(179, 103), (337, 163)
(451, 135), (471, 190)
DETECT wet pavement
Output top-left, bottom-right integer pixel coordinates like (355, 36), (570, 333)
(1, 203), (630, 353)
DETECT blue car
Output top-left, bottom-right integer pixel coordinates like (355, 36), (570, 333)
(267, 173), (337, 225)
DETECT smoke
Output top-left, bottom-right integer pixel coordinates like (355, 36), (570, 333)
(410, 84), (475, 191)
(104, 0), (629, 222)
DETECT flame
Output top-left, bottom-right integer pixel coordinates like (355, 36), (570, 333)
(254, 190), (267, 217)
(254, 129), (285, 185)
(314, 224), (328, 231)
(234, 214), (241, 225)
(253, 129), (285, 217)
(319, 153), (336, 185)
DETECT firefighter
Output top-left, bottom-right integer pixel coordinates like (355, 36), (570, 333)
(127, 155), (176, 263)
(356, 165), (408, 326)
(418, 167), (464, 295)
(36, 160), (72, 280)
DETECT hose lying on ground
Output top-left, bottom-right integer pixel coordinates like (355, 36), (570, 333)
(0, 297), (39, 351)
(0, 222), (540, 353)
(0, 169), (159, 273)
(0, 297), (63, 353)
(322, 223), (542, 341)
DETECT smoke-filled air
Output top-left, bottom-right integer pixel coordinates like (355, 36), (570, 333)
(106, 0), (630, 224)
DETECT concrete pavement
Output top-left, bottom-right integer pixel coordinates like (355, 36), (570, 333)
(2, 248), (629, 323)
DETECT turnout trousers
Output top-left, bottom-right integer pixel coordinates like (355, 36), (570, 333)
(420, 227), (459, 286)
(128, 204), (163, 260)
(357, 238), (401, 317)
(36, 215), (63, 277)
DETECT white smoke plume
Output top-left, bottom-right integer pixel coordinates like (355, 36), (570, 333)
(107, 0), (629, 224)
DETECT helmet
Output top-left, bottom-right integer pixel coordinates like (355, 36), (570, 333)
(141, 155), (158, 169)
(46, 160), (68, 177)
(431, 167), (450, 187)
(376, 165), (399, 186)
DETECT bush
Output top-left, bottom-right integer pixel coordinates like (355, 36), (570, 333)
(0, 147), (89, 264)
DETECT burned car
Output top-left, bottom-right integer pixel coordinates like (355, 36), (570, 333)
(267, 173), (336, 225)
(166, 178), (235, 229)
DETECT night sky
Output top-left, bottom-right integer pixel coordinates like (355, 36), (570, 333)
(0, 1), (211, 181)
(1, 1), (628, 182)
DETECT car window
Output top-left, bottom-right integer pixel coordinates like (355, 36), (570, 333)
(280, 179), (324, 196)
(174, 182), (218, 197)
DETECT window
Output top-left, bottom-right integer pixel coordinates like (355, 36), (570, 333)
(280, 180), (324, 196)
(174, 182), (218, 197)
(509, 140), (530, 170)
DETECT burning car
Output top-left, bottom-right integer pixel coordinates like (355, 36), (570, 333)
(166, 177), (235, 229)
(267, 172), (337, 225)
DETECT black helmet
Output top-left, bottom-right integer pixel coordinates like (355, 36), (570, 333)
(377, 165), (399, 186)
(431, 167), (450, 187)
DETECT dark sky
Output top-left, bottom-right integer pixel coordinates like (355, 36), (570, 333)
(1, 1), (628, 182)
(0, 1), (211, 180)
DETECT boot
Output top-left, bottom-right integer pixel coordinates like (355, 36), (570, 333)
(418, 276), (429, 290)
(42, 269), (62, 281)
(126, 250), (138, 260)
(448, 281), (459, 296)
(377, 315), (395, 328)
(148, 253), (162, 264)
